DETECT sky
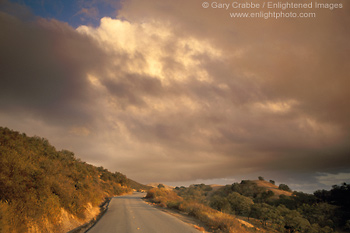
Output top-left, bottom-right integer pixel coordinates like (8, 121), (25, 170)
(1, 0), (349, 193)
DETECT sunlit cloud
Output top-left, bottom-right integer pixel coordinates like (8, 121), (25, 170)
(253, 100), (297, 113)
(69, 126), (91, 136)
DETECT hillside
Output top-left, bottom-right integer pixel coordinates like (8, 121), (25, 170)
(0, 127), (139, 233)
(171, 180), (350, 232)
(128, 179), (152, 191)
(252, 180), (292, 198)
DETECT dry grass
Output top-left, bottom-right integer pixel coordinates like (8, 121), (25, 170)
(253, 180), (292, 198)
(146, 188), (252, 233)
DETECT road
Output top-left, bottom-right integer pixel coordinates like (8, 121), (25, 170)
(87, 192), (201, 233)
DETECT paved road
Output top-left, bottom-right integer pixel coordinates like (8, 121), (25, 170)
(87, 192), (200, 233)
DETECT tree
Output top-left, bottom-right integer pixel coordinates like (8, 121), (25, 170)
(258, 176), (265, 181)
(260, 190), (274, 203)
(345, 220), (350, 230)
(230, 181), (265, 198)
(250, 203), (276, 226)
(292, 191), (317, 206)
(284, 210), (311, 232)
(227, 192), (253, 216)
(158, 184), (165, 189)
(299, 202), (338, 229)
(330, 183), (350, 209)
(269, 180), (275, 185)
(279, 184), (292, 192)
(210, 195), (231, 213)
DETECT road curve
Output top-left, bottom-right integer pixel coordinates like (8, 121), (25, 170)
(87, 192), (201, 233)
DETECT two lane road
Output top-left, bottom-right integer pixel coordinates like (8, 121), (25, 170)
(87, 192), (201, 233)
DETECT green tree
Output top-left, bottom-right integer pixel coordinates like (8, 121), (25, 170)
(279, 184), (292, 192)
(256, 190), (274, 203)
(250, 203), (276, 226)
(210, 195), (231, 213)
(284, 210), (311, 232)
(298, 202), (338, 229)
(227, 192), (253, 216)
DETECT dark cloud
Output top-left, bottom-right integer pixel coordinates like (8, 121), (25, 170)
(0, 9), (106, 125)
(101, 73), (164, 108)
(0, 0), (34, 20)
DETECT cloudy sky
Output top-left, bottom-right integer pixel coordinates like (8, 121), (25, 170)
(1, 0), (349, 193)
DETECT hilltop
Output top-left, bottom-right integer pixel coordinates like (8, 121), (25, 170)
(0, 127), (146, 233)
(252, 180), (292, 198)
(147, 183), (174, 190)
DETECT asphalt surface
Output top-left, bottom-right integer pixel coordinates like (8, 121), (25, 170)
(87, 192), (201, 233)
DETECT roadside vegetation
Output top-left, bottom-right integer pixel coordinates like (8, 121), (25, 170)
(147, 180), (350, 233)
(0, 127), (137, 233)
(145, 187), (250, 233)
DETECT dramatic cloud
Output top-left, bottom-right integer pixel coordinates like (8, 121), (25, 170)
(1, 0), (349, 192)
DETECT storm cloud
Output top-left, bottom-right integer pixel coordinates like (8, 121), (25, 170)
(1, 0), (349, 192)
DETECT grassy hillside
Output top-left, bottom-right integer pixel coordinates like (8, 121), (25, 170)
(251, 180), (292, 199)
(0, 127), (135, 233)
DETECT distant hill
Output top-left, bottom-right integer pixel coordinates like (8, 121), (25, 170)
(171, 180), (350, 232)
(252, 180), (292, 198)
(147, 183), (174, 190)
(128, 179), (152, 191)
(0, 127), (144, 233)
(209, 179), (294, 204)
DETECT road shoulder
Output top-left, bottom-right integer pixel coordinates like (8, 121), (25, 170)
(142, 198), (209, 233)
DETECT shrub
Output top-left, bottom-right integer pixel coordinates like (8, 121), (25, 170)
(145, 189), (156, 199)
(146, 188), (183, 208)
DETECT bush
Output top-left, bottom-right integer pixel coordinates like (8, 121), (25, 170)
(166, 200), (182, 210)
(146, 188), (183, 208)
